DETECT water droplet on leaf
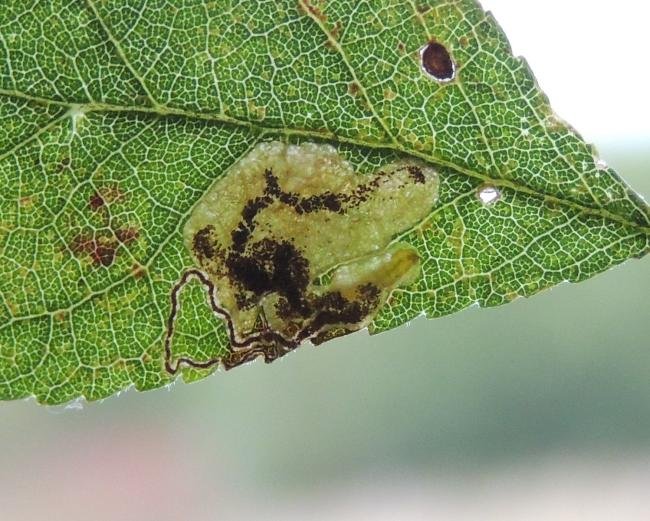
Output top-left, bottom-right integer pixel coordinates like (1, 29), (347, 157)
(477, 185), (501, 205)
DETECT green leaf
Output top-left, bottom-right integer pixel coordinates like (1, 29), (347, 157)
(0, 0), (647, 405)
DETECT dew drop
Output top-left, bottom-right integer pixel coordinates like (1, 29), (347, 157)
(420, 41), (455, 82)
(69, 105), (87, 136)
(477, 185), (501, 205)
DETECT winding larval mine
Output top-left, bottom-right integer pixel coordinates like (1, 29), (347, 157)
(168, 141), (439, 371)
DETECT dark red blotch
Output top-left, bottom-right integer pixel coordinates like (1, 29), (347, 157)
(421, 41), (455, 81)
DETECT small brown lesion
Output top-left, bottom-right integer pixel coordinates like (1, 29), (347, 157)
(89, 192), (105, 211)
(19, 196), (35, 208)
(71, 234), (118, 267)
(88, 186), (124, 213)
(116, 227), (139, 245)
(299, 0), (327, 23)
(131, 263), (147, 279)
(420, 40), (456, 82)
(330, 20), (342, 40)
(71, 182), (142, 270)
(348, 81), (361, 96)
(69, 226), (141, 268)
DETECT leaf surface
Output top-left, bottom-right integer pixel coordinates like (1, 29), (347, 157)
(0, 0), (647, 404)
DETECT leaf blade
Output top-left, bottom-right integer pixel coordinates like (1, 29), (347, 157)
(0, 0), (647, 404)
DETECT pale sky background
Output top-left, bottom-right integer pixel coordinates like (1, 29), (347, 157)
(484, 0), (650, 143)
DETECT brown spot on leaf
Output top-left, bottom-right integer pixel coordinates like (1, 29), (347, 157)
(19, 196), (34, 208)
(89, 186), (124, 212)
(421, 41), (455, 82)
(115, 227), (139, 244)
(94, 244), (117, 267)
(131, 263), (147, 279)
(300, 0), (327, 23)
(331, 20), (342, 40)
(71, 234), (118, 267)
(89, 192), (105, 211)
(296, 284), (380, 343)
(348, 81), (360, 96)
(70, 222), (138, 268)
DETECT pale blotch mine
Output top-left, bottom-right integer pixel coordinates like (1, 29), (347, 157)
(182, 141), (438, 355)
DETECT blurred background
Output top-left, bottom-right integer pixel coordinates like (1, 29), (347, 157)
(1, 1), (649, 520)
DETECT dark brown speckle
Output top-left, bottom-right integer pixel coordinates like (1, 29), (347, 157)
(421, 41), (455, 82)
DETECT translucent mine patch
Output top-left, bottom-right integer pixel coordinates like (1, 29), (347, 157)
(179, 141), (439, 368)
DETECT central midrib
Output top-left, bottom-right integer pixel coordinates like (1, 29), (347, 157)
(1, 87), (648, 235)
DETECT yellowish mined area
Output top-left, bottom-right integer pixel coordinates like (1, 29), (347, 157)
(329, 246), (422, 300)
(183, 141), (438, 348)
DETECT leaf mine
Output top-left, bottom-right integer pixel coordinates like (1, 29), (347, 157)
(169, 142), (439, 370)
(477, 185), (501, 206)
